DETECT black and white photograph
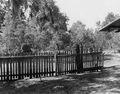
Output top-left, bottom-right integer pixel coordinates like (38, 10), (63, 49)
(0, 0), (119, 94)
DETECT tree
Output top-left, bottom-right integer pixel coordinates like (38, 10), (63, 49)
(101, 12), (119, 27)
(70, 21), (95, 48)
(95, 12), (120, 50)
(0, 0), (69, 53)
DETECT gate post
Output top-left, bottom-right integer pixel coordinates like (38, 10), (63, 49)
(75, 44), (83, 73)
(80, 45), (83, 72)
(75, 44), (80, 73)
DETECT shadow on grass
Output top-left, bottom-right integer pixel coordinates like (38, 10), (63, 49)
(104, 54), (115, 60)
(1, 66), (120, 94)
(13, 66), (120, 94)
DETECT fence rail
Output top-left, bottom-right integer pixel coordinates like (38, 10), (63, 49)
(0, 45), (104, 81)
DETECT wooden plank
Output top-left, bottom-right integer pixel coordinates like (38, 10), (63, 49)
(62, 54), (65, 74)
(24, 59), (27, 77)
(46, 55), (48, 76)
(12, 58), (14, 79)
(41, 53), (44, 76)
(38, 53), (40, 77)
(52, 55), (54, 76)
(18, 58), (21, 79)
(48, 53), (51, 76)
(51, 56), (54, 76)
(96, 50), (99, 71)
(36, 56), (38, 78)
(43, 53), (46, 76)
(60, 53), (62, 74)
(48, 52), (50, 75)
(54, 52), (57, 76)
(59, 55), (62, 74)
(30, 57), (32, 79)
(71, 51), (73, 73)
(40, 55), (43, 77)
(22, 57), (24, 79)
(70, 52), (72, 72)
(75, 55), (77, 73)
(12, 53), (15, 79)
(3, 60), (6, 80)
(69, 51), (71, 72)
(67, 51), (69, 73)
(7, 58), (9, 80)
(91, 54), (94, 68)
(27, 57), (29, 77)
(62, 54), (64, 74)
(67, 51), (70, 74)
(10, 58), (12, 80)
(64, 52), (66, 74)
(33, 57), (35, 77)
(66, 51), (68, 73)
(34, 57), (36, 78)
(65, 51), (67, 74)
(73, 55), (75, 73)
(0, 59), (3, 81)
(57, 56), (59, 75)
(50, 53), (53, 76)
(16, 59), (18, 79)
(20, 57), (23, 79)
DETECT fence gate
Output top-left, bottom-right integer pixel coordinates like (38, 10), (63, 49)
(55, 45), (104, 75)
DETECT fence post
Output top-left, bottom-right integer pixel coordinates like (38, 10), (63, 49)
(54, 51), (57, 76)
(75, 44), (80, 73)
(80, 45), (83, 72)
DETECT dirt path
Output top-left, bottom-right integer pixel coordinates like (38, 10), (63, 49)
(0, 53), (120, 94)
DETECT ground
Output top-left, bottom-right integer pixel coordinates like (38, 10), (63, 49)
(0, 53), (120, 94)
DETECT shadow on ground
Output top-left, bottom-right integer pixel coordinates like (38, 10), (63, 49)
(0, 66), (120, 94)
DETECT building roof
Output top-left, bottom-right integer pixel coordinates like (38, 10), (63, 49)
(99, 17), (120, 32)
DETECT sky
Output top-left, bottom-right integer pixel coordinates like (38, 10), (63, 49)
(55, 0), (120, 29)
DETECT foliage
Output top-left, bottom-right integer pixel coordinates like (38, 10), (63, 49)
(0, 0), (69, 53)
(70, 21), (95, 48)
(95, 12), (120, 50)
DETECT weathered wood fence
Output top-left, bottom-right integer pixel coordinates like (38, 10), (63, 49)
(0, 45), (104, 81)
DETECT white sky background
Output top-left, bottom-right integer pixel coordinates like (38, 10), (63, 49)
(55, 0), (120, 29)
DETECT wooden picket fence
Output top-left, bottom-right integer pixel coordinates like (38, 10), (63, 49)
(0, 45), (104, 81)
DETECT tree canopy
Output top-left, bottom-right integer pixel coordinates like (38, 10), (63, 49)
(0, 0), (70, 53)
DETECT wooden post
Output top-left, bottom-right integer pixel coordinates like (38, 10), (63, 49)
(75, 44), (80, 73)
(54, 52), (57, 76)
(75, 44), (84, 73)
(80, 45), (83, 72)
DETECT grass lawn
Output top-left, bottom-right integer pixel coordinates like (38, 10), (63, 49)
(0, 53), (120, 94)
